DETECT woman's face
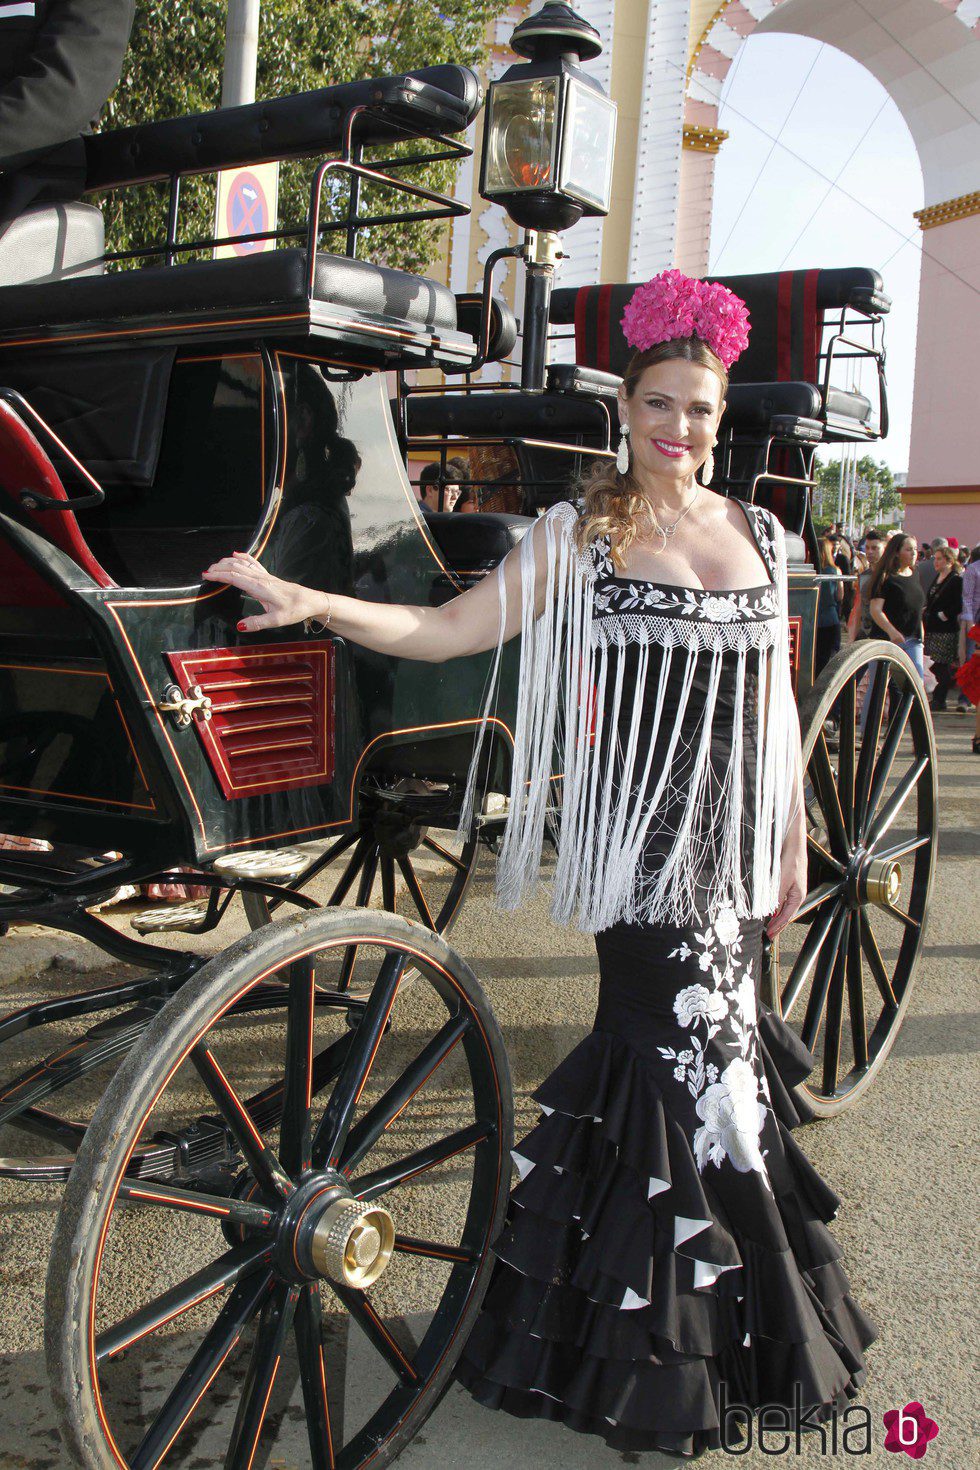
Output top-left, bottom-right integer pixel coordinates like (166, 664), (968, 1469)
(933, 550), (947, 574)
(619, 358), (725, 488)
(898, 537), (917, 569)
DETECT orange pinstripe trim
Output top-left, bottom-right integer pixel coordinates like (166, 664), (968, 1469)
(245, 1357), (281, 1470)
(201, 1047), (266, 1153)
(360, 1298), (417, 1379)
(0, 778), (156, 811)
(125, 1188), (231, 1218)
(106, 1280), (228, 1360)
(318, 1342), (335, 1468)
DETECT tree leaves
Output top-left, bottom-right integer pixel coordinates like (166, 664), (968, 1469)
(98, 0), (505, 272)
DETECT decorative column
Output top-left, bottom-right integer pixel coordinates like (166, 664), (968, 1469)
(626, 0), (691, 280)
(675, 118), (729, 276)
(904, 190), (980, 547)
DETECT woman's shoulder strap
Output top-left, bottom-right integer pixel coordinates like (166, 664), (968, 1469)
(733, 498), (779, 584)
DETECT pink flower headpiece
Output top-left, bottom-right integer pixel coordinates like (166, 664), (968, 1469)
(620, 268), (750, 370)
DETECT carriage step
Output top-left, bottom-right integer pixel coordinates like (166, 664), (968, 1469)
(130, 901), (211, 934)
(211, 850), (309, 882)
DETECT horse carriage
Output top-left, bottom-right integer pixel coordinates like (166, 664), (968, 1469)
(0, 11), (936, 1468)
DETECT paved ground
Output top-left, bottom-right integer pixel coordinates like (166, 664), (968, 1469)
(0, 715), (975, 1469)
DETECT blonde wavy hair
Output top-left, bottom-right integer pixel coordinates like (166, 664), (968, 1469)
(574, 337), (729, 567)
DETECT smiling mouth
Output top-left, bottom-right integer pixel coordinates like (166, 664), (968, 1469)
(652, 439), (689, 457)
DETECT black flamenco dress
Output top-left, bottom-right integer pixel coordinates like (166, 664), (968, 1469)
(453, 504), (877, 1456)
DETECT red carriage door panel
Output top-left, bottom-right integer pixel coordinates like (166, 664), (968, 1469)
(165, 641), (335, 800)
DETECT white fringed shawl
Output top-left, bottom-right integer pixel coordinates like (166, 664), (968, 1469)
(457, 500), (802, 933)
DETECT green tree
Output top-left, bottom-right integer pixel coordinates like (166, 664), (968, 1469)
(99, 1), (506, 273)
(813, 455), (899, 529)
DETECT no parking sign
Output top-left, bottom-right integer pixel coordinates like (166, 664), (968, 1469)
(214, 162), (280, 258)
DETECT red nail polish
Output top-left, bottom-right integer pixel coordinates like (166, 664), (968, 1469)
(237, 621), (247, 632)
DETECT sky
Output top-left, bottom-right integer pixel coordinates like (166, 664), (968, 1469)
(708, 32), (925, 475)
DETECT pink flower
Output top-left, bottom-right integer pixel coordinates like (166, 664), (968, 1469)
(620, 270), (751, 369)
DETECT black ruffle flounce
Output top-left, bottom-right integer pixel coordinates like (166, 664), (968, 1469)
(453, 1013), (877, 1458)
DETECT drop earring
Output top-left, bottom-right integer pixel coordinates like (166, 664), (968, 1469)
(616, 423), (630, 475)
(701, 445), (715, 486)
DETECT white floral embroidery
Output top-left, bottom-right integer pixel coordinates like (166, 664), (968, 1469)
(713, 907), (741, 946)
(674, 984), (728, 1028)
(700, 594), (742, 623)
(693, 1058), (768, 1176)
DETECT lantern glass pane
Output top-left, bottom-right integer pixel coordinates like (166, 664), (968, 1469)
(558, 79), (616, 212)
(484, 77), (560, 195)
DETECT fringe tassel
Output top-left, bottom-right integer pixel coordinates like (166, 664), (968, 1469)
(456, 502), (802, 933)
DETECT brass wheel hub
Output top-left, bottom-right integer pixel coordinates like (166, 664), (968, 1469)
(850, 851), (903, 909)
(282, 1173), (395, 1288)
(309, 1196), (395, 1288)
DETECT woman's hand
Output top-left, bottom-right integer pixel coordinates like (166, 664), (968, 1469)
(767, 815), (807, 939)
(202, 552), (327, 633)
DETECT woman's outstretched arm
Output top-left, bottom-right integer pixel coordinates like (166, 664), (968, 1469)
(202, 513), (557, 663)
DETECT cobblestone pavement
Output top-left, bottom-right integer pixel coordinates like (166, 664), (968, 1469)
(0, 716), (975, 1469)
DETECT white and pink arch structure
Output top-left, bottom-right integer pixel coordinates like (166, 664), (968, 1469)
(449, 0), (980, 542)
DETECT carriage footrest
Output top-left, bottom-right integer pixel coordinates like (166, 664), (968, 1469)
(212, 850), (309, 882)
(130, 901), (211, 934)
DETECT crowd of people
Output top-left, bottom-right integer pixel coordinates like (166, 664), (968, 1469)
(814, 522), (980, 754)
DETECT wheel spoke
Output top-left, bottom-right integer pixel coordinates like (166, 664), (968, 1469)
(847, 911), (869, 1072)
(421, 835), (469, 872)
(352, 1120), (492, 1202)
(130, 1272), (272, 1470)
(280, 960), (317, 1174)
(397, 855), (436, 928)
(808, 732), (850, 860)
(326, 835), (371, 907)
(311, 950), (406, 1169)
(193, 1044), (293, 1199)
(865, 755), (929, 847)
(118, 1180), (274, 1231)
(793, 880), (844, 923)
(380, 851), (397, 913)
(837, 679), (856, 841)
(781, 899), (844, 1019)
(96, 1242), (270, 1364)
(820, 913), (850, 1097)
(799, 904), (849, 1054)
(855, 661), (888, 829)
(294, 1285), (336, 1470)
(224, 1282), (299, 1470)
(393, 1233), (477, 1264)
(340, 1014), (470, 1174)
(806, 834), (845, 874)
(864, 687), (914, 834)
(873, 833), (932, 865)
(326, 1278), (419, 1386)
(881, 902), (920, 933)
(860, 916), (898, 1008)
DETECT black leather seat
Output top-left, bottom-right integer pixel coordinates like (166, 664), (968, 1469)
(0, 247), (458, 336)
(407, 388), (611, 441)
(424, 510), (533, 574)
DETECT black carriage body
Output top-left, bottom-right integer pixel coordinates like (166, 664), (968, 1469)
(0, 358), (519, 866)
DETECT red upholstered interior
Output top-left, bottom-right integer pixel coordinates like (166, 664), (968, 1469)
(0, 400), (115, 606)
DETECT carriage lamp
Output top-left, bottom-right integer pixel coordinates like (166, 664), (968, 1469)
(480, 4), (616, 390)
(480, 4), (616, 231)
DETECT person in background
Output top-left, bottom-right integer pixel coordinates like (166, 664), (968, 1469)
(917, 537), (945, 596)
(957, 544), (980, 719)
(832, 532), (854, 625)
(923, 545), (963, 712)
(848, 526), (884, 641)
(815, 533), (843, 675)
(453, 485), (480, 513)
(0, 0), (135, 231)
(958, 547), (969, 568)
(416, 459), (465, 515)
(869, 533), (925, 678)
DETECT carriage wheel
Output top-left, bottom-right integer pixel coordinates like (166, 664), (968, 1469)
(46, 909), (512, 1470)
(242, 787), (479, 939)
(772, 641), (937, 1117)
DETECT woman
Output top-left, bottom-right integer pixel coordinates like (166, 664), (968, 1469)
(203, 270), (875, 1456)
(868, 532), (925, 676)
(815, 533), (843, 673)
(923, 544), (962, 712)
